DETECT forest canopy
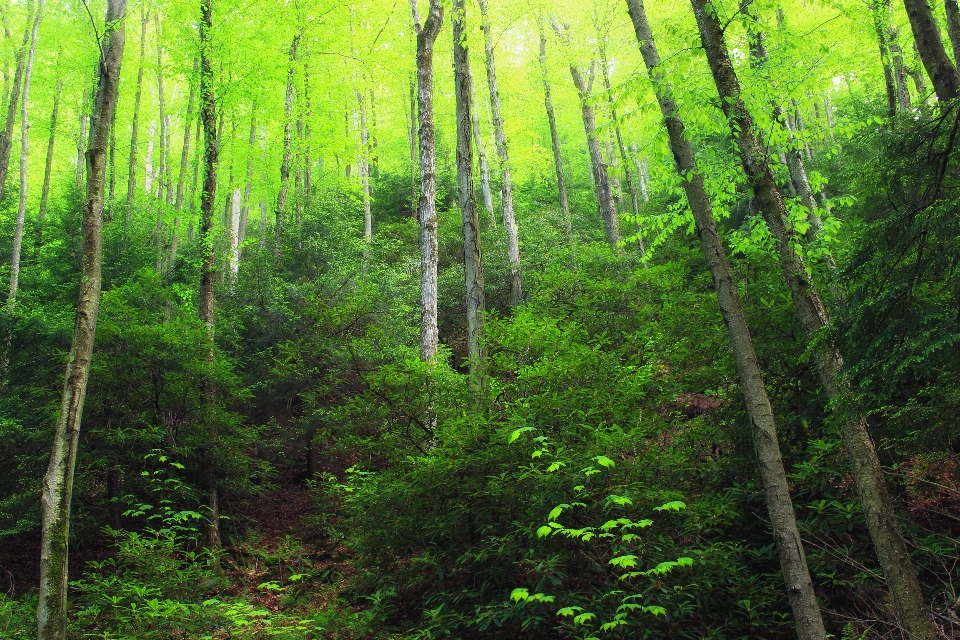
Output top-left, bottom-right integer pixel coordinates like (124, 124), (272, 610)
(0, 0), (959, 638)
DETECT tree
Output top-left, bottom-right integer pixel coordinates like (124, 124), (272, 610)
(453, 0), (486, 384)
(690, 2), (937, 638)
(903, 0), (960, 101)
(37, 0), (128, 636)
(536, 17), (571, 240)
(412, 0), (443, 362)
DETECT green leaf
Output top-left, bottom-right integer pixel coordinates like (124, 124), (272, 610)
(510, 588), (529, 602)
(508, 427), (534, 443)
(593, 455), (615, 468)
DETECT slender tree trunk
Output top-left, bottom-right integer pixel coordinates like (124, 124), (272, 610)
(946, 0), (960, 67)
(691, 4), (937, 639)
(904, 0), (960, 101)
(144, 118), (154, 193)
(888, 18), (913, 111)
(154, 12), (167, 267)
(599, 45), (643, 256)
(873, 0), (899, 116)
(258, 125), (266, 247)
(359, 90), (372, 263)
(37, 78), (60, 246)
(239, 106), (255, 253)
(537, 19), (571, 240)
(454, 0), (486, 381)
(470, 74), (495, 227)
(303, 63), (312, 213)
(408, 72), (417, 211)
(570, 63), (620, 251)
(171, 60), (197, 266)
(6, 0), (41, 311)
(478, 0), (521, 306)
(412, 0), (443, 362)
(626, 4), (827, 639)
(36, 2), (126, 637)
(228, 187), (240, 277)
(0, 0), (33, 201)
(126, 6), (147, 214)
(197, 0), (220, 554)
(275, 32), (299, 263)
(631, 146), (650, 203)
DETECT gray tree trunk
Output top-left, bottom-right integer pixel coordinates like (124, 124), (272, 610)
(239, 106), (255, 253)
(454, 0), (486, 382)
(873, 0), (899, 116)
(171, 59), (197, 266)
(904, 0), (960, 101)
(37, 78), (60, 246)
(275, 32), (299, 262)
(537, 20), (571, 240)
(411, 0), (443, 362)
(946, 0), (960, 67)
(198, 0), (220, 554)
(126, 6), (148, 215)
(359, 90), (372, 261)
(570, 63), (620, 251)
(6, 0), (41, 312)
(37, 2), (126, 637)
(691, 4), (937, 639)
(470, 73), (495, 228)
(478, 0), (521, 306)
(0, 0), (33, 201)
(626, 4), (827, 639)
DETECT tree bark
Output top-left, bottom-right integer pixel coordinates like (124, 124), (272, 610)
(37, 78), (60, 247)
(478, 0), (521, 306)
(903, 0), (960, 101)
(303, 62), (312, 213)
(888, 9), (913, 112)
(198, 0), (220, 553)
(873, 0), (899, 116)
(537, 19), (571, 240)
(239, 105), (255, 253)
(570, 63), (620, 251)
(275, 32), (299, 263)
(125, 6), (148, 215)
(470, 73), (495, 227)
(412, 0), (443, 362)
(453, 0), (486, 382)
(359, 90), (372, 263)
(626, 3), (827, 638)
(6, 0), (41, 312)
(691, 4), (937, 639)
(946, 0), (960, 67)
(171, 59), (197, 266)
(0, 0), (33, 201)
(37, 1), (126, 637)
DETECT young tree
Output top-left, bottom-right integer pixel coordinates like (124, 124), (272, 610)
(411, 0), (443, 362)
(0, 0), (34, 201)
(537, 17), (571, 240)
(37, 1), (128, 636)
(198, 0), (220, 551)
(36, 76), (61, 246)
(478, 0), (521, 306)
(624, 3), (828, 638)
(453, 0), (486, 381)
(6, 0), (41, 312)
(126, 6), (148, 214)
(275, 31), (300, 262)
(171, 59), (198, 265)
(691, 3), (937, 638)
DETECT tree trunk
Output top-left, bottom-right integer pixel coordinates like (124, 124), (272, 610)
(144, 118), (155, 193)
(0, 0), (33, 201)
(359, 90), (372, 263)
(37, 78), (60, 247)
(228, 187), (240, 277)
(303, 63), (312, 213)
(537, 19), (571, 240)
(599, 45), (643, 256)
(570, 63), (620, 251)
(126, 6), (147, 214)
(275, 32), (299, 263)
(412, 0), (443, 362)
(888, 17), (913, 112)
(873, 0), (899, 116)
(625, 3), (827, 639)
(155, 13), (167, 208)
(690, 4), (938, 639)
(239, 106), (255, 253)
(6, 0), (41, 312)
(903, 0), (960, 101)
(454, 0), (486, 383)
(37, 2), (126, 637)
(198, 0), (220, 554)
(946, 0), (960, 67)
(408, 72), (417, 211)
(171, 60), (197, 266)
(478, 0), (521, 306)
(470, 74), (496, 227)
